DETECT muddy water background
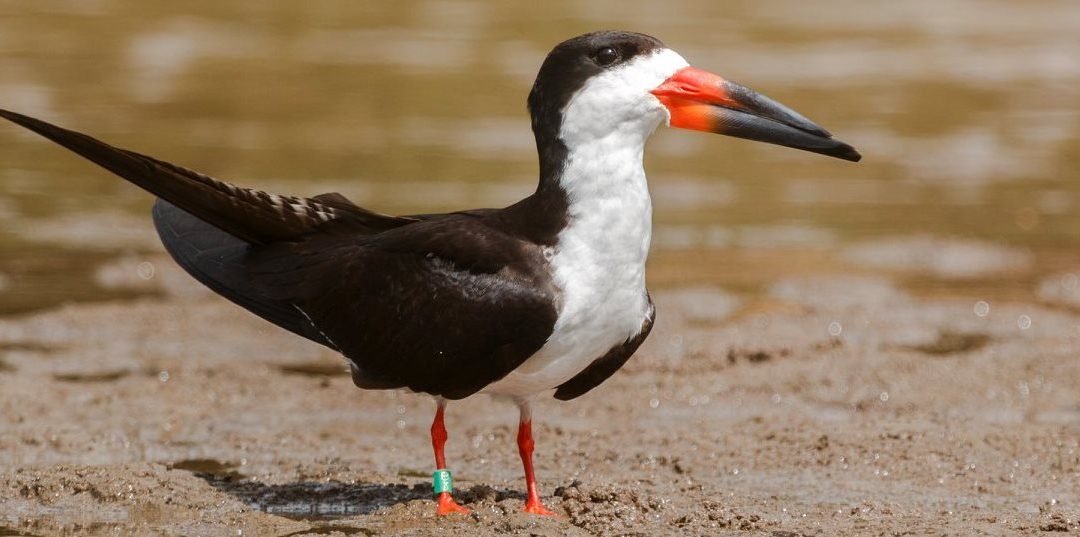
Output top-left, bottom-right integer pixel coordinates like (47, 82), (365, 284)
(0, 0), (1077, 313)
(1, 1), (1080, 536)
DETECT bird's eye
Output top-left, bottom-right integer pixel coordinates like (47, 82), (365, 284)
(594, 47), (619, 66)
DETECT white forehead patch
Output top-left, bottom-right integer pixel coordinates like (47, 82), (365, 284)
(559, 48), (689, 145)
(610, 47), (690, 90)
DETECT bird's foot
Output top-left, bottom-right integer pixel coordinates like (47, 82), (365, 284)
(435, 492), (471, 516)
(523, 497), (557, 516)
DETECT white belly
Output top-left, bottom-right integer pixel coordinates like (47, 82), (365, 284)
(481, 279), (651, 398)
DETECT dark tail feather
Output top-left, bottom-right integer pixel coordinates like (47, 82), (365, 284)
(0, 108), (337, 244)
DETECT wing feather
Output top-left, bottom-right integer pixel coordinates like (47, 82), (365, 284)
(245, 215), (559, 399)
(0, 109), (414, 243)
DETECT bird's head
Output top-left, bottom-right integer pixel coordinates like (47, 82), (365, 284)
(528, 30), (860, 162)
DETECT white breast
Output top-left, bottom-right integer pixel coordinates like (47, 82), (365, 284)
(483, 145), (654, 398)
(483, 49), (688, 398)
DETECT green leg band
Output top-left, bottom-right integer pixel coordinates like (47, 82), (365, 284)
(433, 469), (453, 495)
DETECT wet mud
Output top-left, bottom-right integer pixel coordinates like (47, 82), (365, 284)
(1, 281), (1077, 536)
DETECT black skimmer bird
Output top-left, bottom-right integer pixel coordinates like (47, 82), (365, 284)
(0, 30), (859, 516)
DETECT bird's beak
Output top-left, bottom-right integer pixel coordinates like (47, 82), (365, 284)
(651, 67), (861, 162)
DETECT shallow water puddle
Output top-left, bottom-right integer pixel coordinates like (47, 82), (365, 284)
(906, 331), (992, 356)
(167, 458), (243, 480)
(277, 525), (373, 537)
(277, 362), (350, 377)
(51, 369), (130, 383)
(0, 528), (44, 537)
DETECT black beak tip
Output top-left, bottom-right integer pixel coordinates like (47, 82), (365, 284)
(832, 142), (862, 162)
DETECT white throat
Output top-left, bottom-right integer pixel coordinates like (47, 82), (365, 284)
(550, 47), (689, 282)
(551, 47), (689, 296)
(557, 130), (654, 289)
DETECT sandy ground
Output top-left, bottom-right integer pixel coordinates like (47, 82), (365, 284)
(1, 260), (1079, 536)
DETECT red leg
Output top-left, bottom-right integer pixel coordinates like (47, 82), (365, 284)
(517, 417), (556, 516)
(431, 402), (470, 515)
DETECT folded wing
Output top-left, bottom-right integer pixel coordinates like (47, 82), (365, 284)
(244, 215), (559, 399)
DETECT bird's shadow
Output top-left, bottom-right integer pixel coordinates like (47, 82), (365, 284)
(171, 459), (426, 519)
(211, 478), (427, 519)
(171, 458), (526, 520)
